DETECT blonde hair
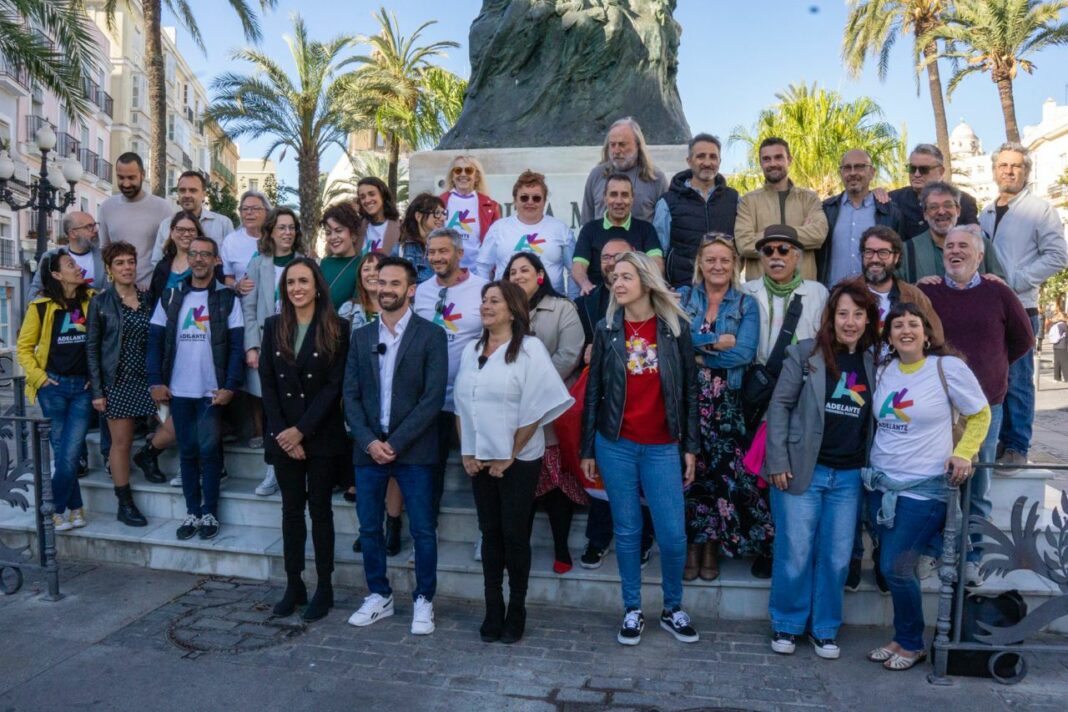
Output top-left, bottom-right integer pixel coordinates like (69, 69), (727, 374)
(606, 252), (687, 337)
(444, 155), (490, 194)
(600, 117), (658, 183)
(691, 234), (739, 288)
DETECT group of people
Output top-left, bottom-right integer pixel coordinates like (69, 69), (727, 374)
(15, 115), (1067, 665)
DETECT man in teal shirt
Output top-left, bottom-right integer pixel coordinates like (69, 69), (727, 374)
(902, 181), (1004, 282)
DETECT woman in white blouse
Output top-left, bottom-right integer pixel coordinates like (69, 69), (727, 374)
(454, 280), (573, 646)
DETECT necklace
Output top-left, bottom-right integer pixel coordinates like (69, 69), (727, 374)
(624, 316), (654, 340)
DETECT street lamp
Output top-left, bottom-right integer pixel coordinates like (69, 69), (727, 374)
(0, 120), (83, 264)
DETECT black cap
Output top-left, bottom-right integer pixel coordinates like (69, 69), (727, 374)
(755, 224), (803, 251)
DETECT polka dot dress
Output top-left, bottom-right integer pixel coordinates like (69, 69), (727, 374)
(105, 292), (157, 420)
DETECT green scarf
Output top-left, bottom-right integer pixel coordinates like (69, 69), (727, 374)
(763, 271), (803, 342)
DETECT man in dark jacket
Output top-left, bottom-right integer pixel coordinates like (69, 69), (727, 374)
(817, 149), (903, 286)
(148, 236), (244, 542)
(344, 256), (447, 635)
(889, 143), (979, 240)
(652, 133), (738, 287)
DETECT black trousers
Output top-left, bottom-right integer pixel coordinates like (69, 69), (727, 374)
(432, 409), (459, 525)
(471, 458), (541, 604)
(1054, 348), (1068, 381)
(276, 455), (336, 576)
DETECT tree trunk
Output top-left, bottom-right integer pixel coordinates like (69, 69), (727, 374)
(387, 133), (400, 198)
(922, 41), (952, 177)
(143, 0), (166, 197)
(996, 75), (1021, 143)
(297, 149), (321, 257)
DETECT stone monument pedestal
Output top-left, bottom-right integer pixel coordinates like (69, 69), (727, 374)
(409, 145), (688, 231)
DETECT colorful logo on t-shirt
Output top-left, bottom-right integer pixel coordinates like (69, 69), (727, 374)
(60, 309), (87, 334)
(879, 389), (913, 422)
(362, 239), (381, 255)
(514, 233), (545, 254)
(77, 265), (93, 285)
(625, 335), (658, 375)
(433, 302), (462, 333)
(182, 305), (210, 333)
(448, 209), (475, 234)
(832, 372), (868, 406)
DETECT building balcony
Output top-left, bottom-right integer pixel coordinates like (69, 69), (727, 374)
(98, 90), (113, 118)
(25, 115), (80, 160)
(212, 159), (235, 187)
(82, 76), (100, 107)
(181, 151), (192, 171)
(78, 148), (100, 177)
(96, 158), (112, 184)
(0, 54), (30, 91)
(0, 240), (19, 270)
(185, 106), (194, 123)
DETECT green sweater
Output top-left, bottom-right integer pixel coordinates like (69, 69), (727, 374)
(902, 229), (1006, 283)
(319, 255), (361, 311)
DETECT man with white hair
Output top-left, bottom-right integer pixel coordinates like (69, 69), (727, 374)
(979, 142), (1068, 467)
(580, 117), (667, 224)
(919, 224), (1033, 582)
(901, 182), (1004, 283)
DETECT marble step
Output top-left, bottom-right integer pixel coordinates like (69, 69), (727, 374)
(1, 505), (1063, 631)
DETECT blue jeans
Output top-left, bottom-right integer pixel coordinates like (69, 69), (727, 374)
(866, 490), (947, 652)
(1000, 315), (1038, 455)
(594, 433), (686, 612)
(36, 374), (92, 514)
(769, 465), (861, 639)
(170, 397), (223, 518)
(356, 462), (437, 601)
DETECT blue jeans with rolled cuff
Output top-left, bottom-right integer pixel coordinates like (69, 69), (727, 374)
(170, 396), (223, 518)
(36, 374), (92, 514)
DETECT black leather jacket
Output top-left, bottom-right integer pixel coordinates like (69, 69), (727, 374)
(86, 288), (151, 400)
(581, 310), (699, 458)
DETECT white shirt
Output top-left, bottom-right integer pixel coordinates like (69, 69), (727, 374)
(220, 228), (261, 281)
(150, 209), (233, 265)
(476, 214), (575, 296)
(413, 270), (488, 411)
(454, 336), (574, 461)
(377, 308), (413, 432)
(150, 288), (244, 398)
(69, 247), (97, 288)
(364, 222), (387, 254)
(445, 192), (482, 269)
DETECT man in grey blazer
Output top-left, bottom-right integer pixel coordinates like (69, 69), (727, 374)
(344, 256), (448, 636)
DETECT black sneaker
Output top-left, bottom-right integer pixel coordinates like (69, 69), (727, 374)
(580, 544), (608, 569)
(219, 468), (230, 485)
(845, 558), (862, 591)
(640, 544), (653, 570)
(176, 514), (200, 540)
(660, 608), (699, 643)
(198, 513), (220, 540)
(617, 609), (644, 646)
(771, 631), (796, 655)
(872, 546), (889, 594)
(751, 554), (772, 579)
(77, 455), (89, 478)
(809, 634), (840, 660)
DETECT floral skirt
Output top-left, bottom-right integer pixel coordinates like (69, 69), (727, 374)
(535, 445), (589, 505)
(685, 367), (773, 558)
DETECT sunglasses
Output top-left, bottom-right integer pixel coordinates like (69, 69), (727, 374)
(435, 286), (448, 314)
(761, 245), (793, 257)
(907, 164), (939, 175)
(701, 232), (735, 245)
(452, 166), (476, 176)
(517, 194), (544, 204)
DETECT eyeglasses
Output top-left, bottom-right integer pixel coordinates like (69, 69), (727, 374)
(188, 249), (216, 259)
(761, 245), (793, 257)
(172, 227), (198, 236)
(600, 251), (624, 263)
(862, 248), (896, 260)
(839, 163), (871, 172)
(924, 201), (957, 212)
(240, 205), (265, 213)
(907, 163), (940, 175)
(72, 222), (98, 231)
(435, 286), (448, 314)
(427, 209), (447, 219)
(452, 166), (476, 176)
(518, 194), (544, 204)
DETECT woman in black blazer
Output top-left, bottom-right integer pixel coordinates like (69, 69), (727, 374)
(259, 257), (350, 621)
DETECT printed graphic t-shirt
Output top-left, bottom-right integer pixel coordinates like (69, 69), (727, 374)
(818, 350), (871, 469)
(620, 318), (674, 444)
(46, 300), (89, 376)
(150, 288), (244, 398)
(69, 248), (96, 287)
(477, 215), (575, 295)
(363, 222), (388, 254)
(445, 192), (482, 270)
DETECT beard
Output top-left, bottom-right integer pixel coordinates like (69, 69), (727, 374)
(611, 153), (638, 172)
(864, 263), (893, 285)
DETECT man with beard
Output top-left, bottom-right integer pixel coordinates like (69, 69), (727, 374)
(979, 142), (1068, 468)
(149, 170), (233, 264)
(580, 117), (667, 224)
(901, 181), (1004, 283)
(345, 256), (447, 635)
(889, 143), (979, 240)
(98, 153), (176, 288)
(736, 138), (828, 281)
(652, 133), (739, 287)
(817, 149), (902, 287)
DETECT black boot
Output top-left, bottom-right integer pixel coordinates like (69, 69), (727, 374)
(303, 577), (333, 621)
(385, 514), (402, 557)
(133, 443), (166, 484)
(273, 573), (308, 616)
(480, 589), (505, 643)
(500, 598), (526, 644)
(114, 485), (148, 527)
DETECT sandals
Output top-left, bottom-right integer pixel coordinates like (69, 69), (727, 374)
(867, 646), (895, 662)
(884, 651), (927, 671)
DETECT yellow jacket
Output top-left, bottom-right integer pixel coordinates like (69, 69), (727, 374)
(735, 182), (828, 281)
(16, 292), (95, 403)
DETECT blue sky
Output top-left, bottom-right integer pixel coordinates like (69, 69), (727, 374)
(168, 0), (1068, 187)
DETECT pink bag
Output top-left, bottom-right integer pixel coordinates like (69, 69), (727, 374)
(742, 421), (769, 489)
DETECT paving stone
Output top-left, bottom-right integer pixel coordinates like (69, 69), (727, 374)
(586, 676), (636, 690)
(447, 675), (500, 692)
(554, 687), (606, 704)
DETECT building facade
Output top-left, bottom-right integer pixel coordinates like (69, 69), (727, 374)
(236, 158), (276, 197)
(1023, 98), (1068, 226)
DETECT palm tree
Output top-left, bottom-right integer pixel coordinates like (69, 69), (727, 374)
(1, 0), (101, 117)
(103, 0), (276, 197)
(843, 0), (955, 174)
(340, 7), (463, 197)
(204, 14), (356, 247)
(922, 0), (1068, 143)
(323, 153), (410, 207)
(730, 84), (903, 197)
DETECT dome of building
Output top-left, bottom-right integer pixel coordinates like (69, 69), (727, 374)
(950, 120), (981, 156)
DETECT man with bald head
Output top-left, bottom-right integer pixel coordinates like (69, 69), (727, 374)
(29, 211), (105, 298)
(816, 149), (902, 287)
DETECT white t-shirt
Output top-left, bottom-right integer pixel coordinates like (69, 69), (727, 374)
(454, 336), (574, 461)
(413, 271), (488, 412)
(870, 356), (987, 494)
(69, 248), (96, 288)
(445, 192), (482, 269)
(868, 286), (892, 332)
(150, 288), (244, 398)
(363, 222), (388, 254)
(476, 215), (575, 295)
(220, 228), (260, 281)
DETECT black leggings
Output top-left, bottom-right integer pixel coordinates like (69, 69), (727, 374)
(276, 455), (336, 577)
(471, 458), (541, 603)
(530, 488), (574, 562)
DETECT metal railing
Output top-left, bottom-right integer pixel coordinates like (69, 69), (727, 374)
(98, 90), (113, 118)
(0, 54), (30, 89)
(96, 157), (113, 183)
(181, 151), (192, 171)
(78, 148), (99, 177)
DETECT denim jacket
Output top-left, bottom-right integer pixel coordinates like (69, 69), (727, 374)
(393, 241), (434, 284)
(675, 283), (758, 390)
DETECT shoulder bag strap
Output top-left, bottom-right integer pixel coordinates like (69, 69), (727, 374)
(766, 293), (804, 376)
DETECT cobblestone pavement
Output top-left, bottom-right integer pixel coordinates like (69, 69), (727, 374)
(2, 563), (1066, 711)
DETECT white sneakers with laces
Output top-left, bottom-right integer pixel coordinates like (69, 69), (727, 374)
(347, 593), (394, 627)
(411, 596), (435, 635)
(255, 465), (278, 496)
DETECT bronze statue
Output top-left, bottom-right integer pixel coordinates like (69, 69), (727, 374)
(438, 0), (691, 149)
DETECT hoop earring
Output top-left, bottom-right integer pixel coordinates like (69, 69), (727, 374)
(924, 339), (931, 351)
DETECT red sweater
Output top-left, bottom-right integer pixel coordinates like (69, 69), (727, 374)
(919, 279), (1034, 405)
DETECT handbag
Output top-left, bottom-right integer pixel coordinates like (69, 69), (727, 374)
(741, 293), (804, 432)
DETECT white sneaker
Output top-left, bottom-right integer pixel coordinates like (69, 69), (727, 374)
(473, 534), (482, 562)
(69, 509), (88, 528)
(52, 513), (73, 532)
(169, 474), (182, 487)
(411, 595), (435, 635)
(964, 561), (983, 585)
(347, 593), (394, 627)
(916, 554), (938, 580)
(255, 465), (278, 496)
